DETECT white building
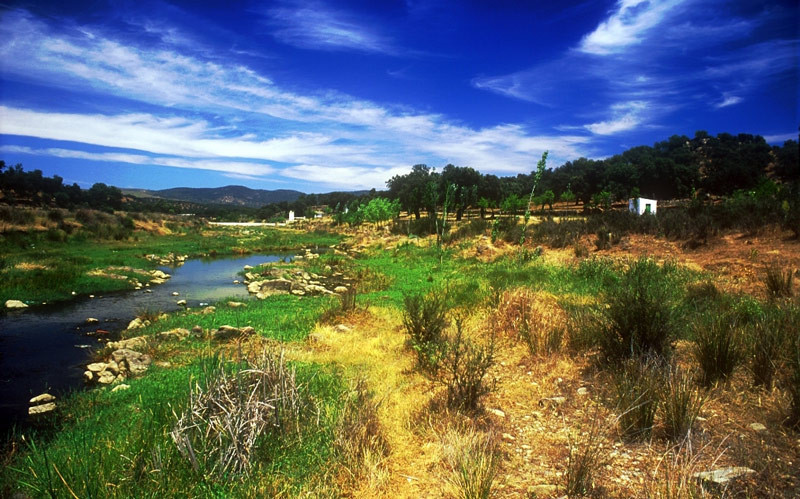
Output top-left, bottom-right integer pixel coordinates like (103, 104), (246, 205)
(628, 197), (657, 215)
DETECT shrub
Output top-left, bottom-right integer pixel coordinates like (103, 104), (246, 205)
(613, 359), (660, 441)
(46, 209), (64, 222)
(403, 291), (448, 372)
(441, 428), (498, 499)
(439, 319), (495, 412)
(565, 303), (605, 353)
(594, 227), (612, 250)
(573, 242), (590, 258)
(693, 315), (744, 387)
(764, 265), (794, 299)
(660, 366), (705, 441)
(600, 257), (679, 361)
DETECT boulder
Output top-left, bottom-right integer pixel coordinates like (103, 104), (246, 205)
(176, 299), (187, 306)
(171, 291), (180, 296)
(127, 317), (147, 330)
(249, 279), (293, 295)
(152, 270), (171, 280)
(157, 328), (190, 342)
(87, 362), (107, 373)
(30, 393), (55, 404)
(83, 370), (93, 382)
(334, 286), (349, 294)
(107, 335), (148, 351)
(111, 349), (152, 376)
(5, 299), (28, 309)
(29, 403), (56, 415)
(201, 305), (216, 314)
(97, 370), (116, 384)
(291, 289), (306, 296)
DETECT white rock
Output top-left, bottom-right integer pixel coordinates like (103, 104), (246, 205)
(176, 299), (187, 306)
(577, 387), (589, 396)
(693, 467), (755, 485)
(334, 324), (352, 333)
(749, 423), (767, 432)
(172, 291), (180, 296)
(29, 402), (56, 415)
(5, 299), (28, 309)
(502, 433), (516, 442)
(489, 408), (506, 418)
(111, 384), (130, 392)
(29, 393), (55, 404)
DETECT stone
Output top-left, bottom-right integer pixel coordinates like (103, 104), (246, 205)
(305, 284), (333, 295)
(291, 289), (306, 296)
(29, 402), (56, 415)
(106, 360), (120, 374)
(527, 484), (558, 497)
(227, 301), (246, 308)
(693, 467), (755, 487)
(152, 270), (171, 280)
(144, 289), (153, 293)
(243, 265), (253, 270)
(201, 305), (216, 314)
(157, 328), (190, 342)
(176, 299), (187, 306)
(172, 291), (180, 296)
(334, 324), (352, 333)
(107, 335), (148, 351)
(191, 325), (204, 337)
(212, 325), (241, 341)
(577, 387), (589, 396)
(127, 317), (146, 330)
(97, 371), (116, 384)
(84, 370), (93, 382)
(501, 433), (516, 442)
(334, 286), (349, 294)
(86, 317), (99, 324)
(87, 362), (107, 373)
(5, 299), (28, 309)
(489, 408), (506, 418)
(150, 278), (166, 285)
(30, 393), (55, 404)
(111, 384), (130, 392)
(233, 280), (240, 284)
(748, 423), (767, 432)
(111, 349), (152, 376)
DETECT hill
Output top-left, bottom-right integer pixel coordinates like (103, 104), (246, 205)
(123, 185), (304, 207)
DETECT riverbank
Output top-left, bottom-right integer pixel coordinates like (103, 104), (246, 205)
(1, 219), (341, 305)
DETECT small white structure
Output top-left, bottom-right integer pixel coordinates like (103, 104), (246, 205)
(288, 210), (295, 222)
(629, 197), (657, 215)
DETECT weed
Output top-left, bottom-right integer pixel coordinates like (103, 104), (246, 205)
(441, 427), (498, 499)
(600, 257), (679, 361)
(660, 366), (705, 442)
(403, 291), (449, 372)
(440, 319), (496, 412)
(564, 413), (610, 498)
(693, 315), (744, 387)
(171, 349), (311, 478)
(613, 358), (660, 441)
(335, 379), (389, 487)
(764, 265), (794, 299)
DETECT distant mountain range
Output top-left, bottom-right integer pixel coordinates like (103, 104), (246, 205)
(121, 185), (304, 207)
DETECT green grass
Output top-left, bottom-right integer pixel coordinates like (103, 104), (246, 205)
(1, 357), (347, 498)
(0, 225), (341, 303)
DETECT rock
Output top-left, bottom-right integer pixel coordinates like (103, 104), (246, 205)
(86, 317), (99, 324)
(334, 324), (352, 333)
(227, 301), (246, 308)
(291, 289), (306, 296)
(111, 349), (152, 376)
(191, 325), (204, 337)
(693, 467), (755, 487)
(176, 299), (187, 306)
(305, 284), (333, 295)
(172, 291), (180, 296)
(748, 423), (767, 432)
(111, 384), (130, 392)
(152, 270), (171, 280)
(243, 265), (253, 270)
(150, 278), (166, 285)
(334, 286), (349, 294)
(29, 403), (56, 415)
(5, 299), (28, 309)
(489, 408), (506, 418)
(233, 280), (240, 284)
(84, 370), (93, 382)
(144, 289), (153, 293)
(157, 328), (190, 342)
(30, 393), (55, 404)
(501, 433), (516, 442)
(87, 362), (107, 373)
(107, 335), (148, 351)
(324, 265), (332, 274)
(212, 325), (241, 341)
(249, 279), (293, 295)
(201, 305), (216, 314)
(127, 317), (146, 330)
(97, 370), (116, 384)
(577, 387), (589, 396)
(106, 360), (120, 374)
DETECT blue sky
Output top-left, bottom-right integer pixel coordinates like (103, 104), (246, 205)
(0, 0), (797, 192)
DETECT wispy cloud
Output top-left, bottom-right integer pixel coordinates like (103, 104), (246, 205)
(579, 0), (688, 55)
(266, 1), (394, 54)
(584, 101), (649, 135)
(0, 9), (590, 189)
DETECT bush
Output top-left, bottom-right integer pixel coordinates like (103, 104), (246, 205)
(693, 315), (744, 387)
(439, 319), (495, 412)
(748, 307), (791, 390)
(660, 366), (704, 441)
(573, 242), (590, 258)
(403, 291), (448, 372)
(613, 359), (660, 441)
(600, 257), (679, 361)
(764, 265), (794, 299)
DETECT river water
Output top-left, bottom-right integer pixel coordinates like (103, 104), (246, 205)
(0, 253), (287, 435)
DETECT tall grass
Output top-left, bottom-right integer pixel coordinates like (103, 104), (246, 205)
(613, 359), (660, 441)
(693, 315), (744, 387)
(402, 291), (449, 372)
(441, 428), (498, 499)
(660, 366), (705, 442)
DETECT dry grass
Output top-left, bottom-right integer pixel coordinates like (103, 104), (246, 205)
(492, 288), (567, 357)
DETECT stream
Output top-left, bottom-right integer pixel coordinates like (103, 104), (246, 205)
(0, 253), (289, 435)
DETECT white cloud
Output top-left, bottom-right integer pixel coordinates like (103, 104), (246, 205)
(267, 1), (394, 54)
(584, 101), (649, 135)
(579, 0), (688, 55)
(715, 95), (742, 108)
